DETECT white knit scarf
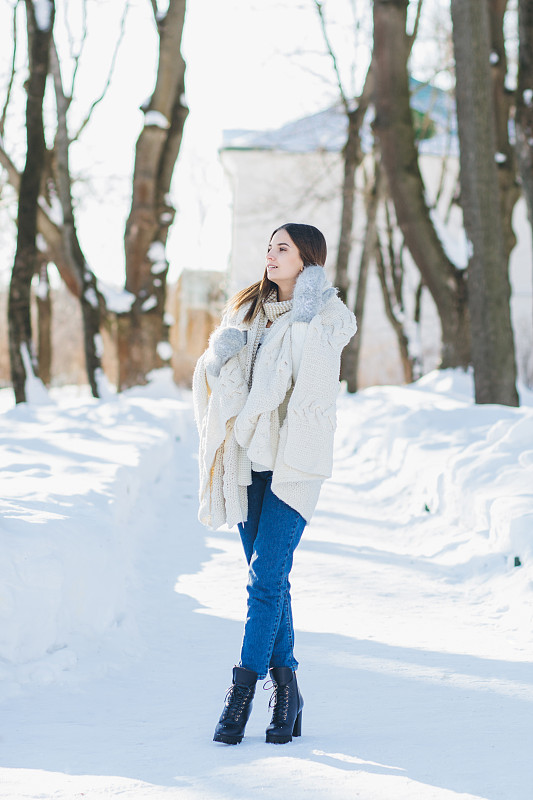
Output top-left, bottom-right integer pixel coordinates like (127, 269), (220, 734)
(263, 294), (293, 322)
(247, 293), (293, 387)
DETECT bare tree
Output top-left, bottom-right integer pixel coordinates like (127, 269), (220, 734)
(488, 0), (520, 260)
(314, 0), (428, 389)
(515, 0), (533, 323)
(8, 0), (55, 403)
(341, 157), (381, 392)
(313, 0), (376, 389)
(313, 1), (374, 306)
(1, 3), (116, 397)
(49, 40), (104, 398)
(117, 0), (188, 389)
(373, 0), (471, 370)
(375, 194), (422, 385)
(0, 0), (19, 140)
(451, 0), (518, 405)
(36, 261), (52, 385)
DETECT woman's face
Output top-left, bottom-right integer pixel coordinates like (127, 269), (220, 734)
(266, 229), (304, 299)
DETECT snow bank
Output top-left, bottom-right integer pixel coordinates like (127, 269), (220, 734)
(0, 372), (186, 691)
(338, 369), (533, 577)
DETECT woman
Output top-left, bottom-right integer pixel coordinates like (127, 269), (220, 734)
(192, 223), (357, 745)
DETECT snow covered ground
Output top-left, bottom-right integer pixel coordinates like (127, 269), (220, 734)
(0, 369), (531, 800)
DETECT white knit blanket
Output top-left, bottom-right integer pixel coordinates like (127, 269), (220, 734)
(192, 268), (358, 530)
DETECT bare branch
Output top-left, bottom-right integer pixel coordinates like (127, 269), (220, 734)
(0, 140), (21, 191)
(414, 280), (423, 325)
(313, 0), (349, 112)
(50, 36), (74, 228)
(0, 0), (21, 138)
(0, 139), (84, 296)
(410, 0), (425, 44)
(72, 0), (131, 141)
(375, 226), (416, 383)
(69, 0), (88, 99)
(434, 121), (455, 211)
(63, 0), (75, 60)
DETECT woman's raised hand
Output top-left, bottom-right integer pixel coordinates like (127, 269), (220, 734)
(206, 327), (247, 377)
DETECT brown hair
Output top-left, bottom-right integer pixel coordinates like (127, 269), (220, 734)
(229, 223), (327, 323)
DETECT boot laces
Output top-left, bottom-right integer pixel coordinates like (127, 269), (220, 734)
(264, 680), (290, 722)
(221, 683), (252, 722)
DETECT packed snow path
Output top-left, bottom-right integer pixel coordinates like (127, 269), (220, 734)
(0, 373), (531, 800)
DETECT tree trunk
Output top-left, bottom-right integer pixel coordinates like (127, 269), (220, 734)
(8, 0), (54, 403)
(342, 160), (381, 393)
(336, 108), (362, 307)
(516, 0), (533, 324)
(451, 0), (518, 406)
(50, 41), (104, 398)
(488, 0), (520, 260)
(337, 106), (364, 385)
(335, 63), (374, 384)
(333, 58), (375, 299)
(373, 0), (471, 370)
(36, 262), (52, 386)
(375, 231), (414, 384)
(119, 0), (188, 390)
(370, 178), (423, 385)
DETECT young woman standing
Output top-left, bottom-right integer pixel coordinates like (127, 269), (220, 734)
(193, 223), (357, 745)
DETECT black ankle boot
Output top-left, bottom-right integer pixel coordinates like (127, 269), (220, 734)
(265, 667), (303, 744)
(213, 666), (257, 744)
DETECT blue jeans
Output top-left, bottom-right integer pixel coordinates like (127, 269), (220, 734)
(237, 470), (306, 679)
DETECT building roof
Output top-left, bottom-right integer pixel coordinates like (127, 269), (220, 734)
(222, 78), (457, 157)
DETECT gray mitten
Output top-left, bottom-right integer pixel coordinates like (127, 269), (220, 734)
(213, 326), (247, 361)
(206, 326), (247, 377)
(291, 265), (332, 323)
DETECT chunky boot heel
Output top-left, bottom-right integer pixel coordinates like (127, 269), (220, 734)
(213, 666), (257, 745)
(265, 667), (304, 744)
(292, 709), (302, 737)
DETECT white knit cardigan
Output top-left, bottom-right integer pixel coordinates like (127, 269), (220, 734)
(192, 268), (357, 530)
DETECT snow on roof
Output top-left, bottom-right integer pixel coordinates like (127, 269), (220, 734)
(223, 104), (352, 153)
(222, 78), (458, 157)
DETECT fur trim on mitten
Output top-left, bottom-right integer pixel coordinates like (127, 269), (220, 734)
(291, 265), (336, 323)
(206, 326), (247, 376)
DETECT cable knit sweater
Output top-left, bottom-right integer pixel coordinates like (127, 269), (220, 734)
(192, 266), (358, 530)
